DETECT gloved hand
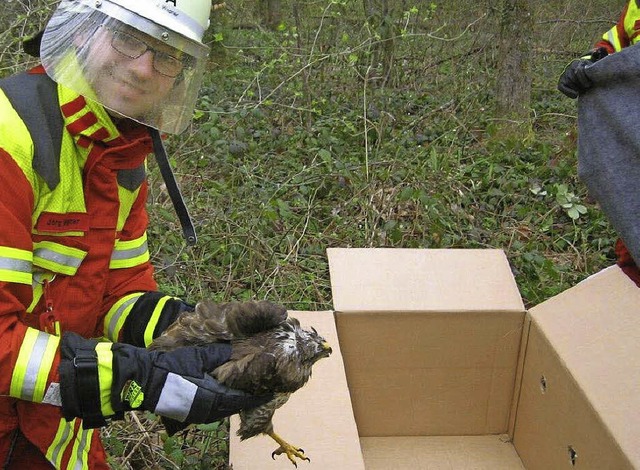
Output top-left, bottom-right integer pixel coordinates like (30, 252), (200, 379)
(557, 47), (609, 99)
(59, 332), (271, 428)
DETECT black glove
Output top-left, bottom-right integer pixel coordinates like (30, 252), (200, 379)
(59, 332), (271, 428)
(557, 47), (609, 99)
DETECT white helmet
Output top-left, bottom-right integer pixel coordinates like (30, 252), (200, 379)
(96, 0), (211, 54)
(40, 0), (213, 134)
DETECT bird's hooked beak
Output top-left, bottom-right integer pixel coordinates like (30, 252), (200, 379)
(320, 341), (332, 357)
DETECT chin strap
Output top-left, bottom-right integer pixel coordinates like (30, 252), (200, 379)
(149, 128), (197, 246)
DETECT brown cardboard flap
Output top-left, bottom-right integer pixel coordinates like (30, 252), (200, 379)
(360, 435), (525, 469)
(327, 248), (526, 436)
(514, 266), (639, 469)
(337, 311), (524, 436)
(229, 311), (365, 470)
(328, 248), (525, 313)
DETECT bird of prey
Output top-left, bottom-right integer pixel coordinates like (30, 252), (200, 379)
(150, 300), (332, 466)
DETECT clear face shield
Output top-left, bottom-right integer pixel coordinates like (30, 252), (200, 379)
(40, 0), (210, 134)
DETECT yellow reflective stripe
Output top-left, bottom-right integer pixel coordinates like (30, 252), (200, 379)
(27, 285), (43, 313)
(33, 241), (86, 275)
(10, 328), (60, 402)
(0, 246), (32, 284)
(143, 296), (176, 347)
(104, 292), (144, 341)
(0, 89), (38, 190)
(604, 27), (622, 52)
(95, 342), (115, 417)
(67, 426), (94, 470)
(0, 268), (31, 284)
(624, 2), (640, 48)
(117, 184), (142, 231)
(110, 233), (150, 269)
(46, 418), (76, 469)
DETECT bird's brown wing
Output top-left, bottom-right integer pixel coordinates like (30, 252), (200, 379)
(224, 300), (287, 338)
(149, 300), (232, 350)
(213, 342), (279, 395)
(151, 300), (288, 352)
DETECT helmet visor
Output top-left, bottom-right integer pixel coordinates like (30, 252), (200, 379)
(40, 0), (209, 134)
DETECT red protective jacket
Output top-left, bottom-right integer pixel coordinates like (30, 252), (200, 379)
(595, 0), (640, 53)
(0, 66), (186, 468)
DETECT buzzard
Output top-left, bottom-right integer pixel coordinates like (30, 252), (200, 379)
(150, 300), (332, 466)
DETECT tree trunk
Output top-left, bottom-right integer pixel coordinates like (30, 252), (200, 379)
(494, 0), (533, 139)
(258, 0), (282, 31)
(363, 0), (397, 87)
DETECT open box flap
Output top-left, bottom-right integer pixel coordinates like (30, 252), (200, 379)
(514, 266), (640, 469)
(328, 248), (525, 313)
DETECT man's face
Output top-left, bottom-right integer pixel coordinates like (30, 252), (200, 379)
(83, 26), (181, 120)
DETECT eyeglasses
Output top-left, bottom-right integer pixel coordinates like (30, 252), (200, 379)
(110, 29), (188, 78)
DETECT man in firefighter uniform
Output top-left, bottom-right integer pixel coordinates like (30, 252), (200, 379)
(0, 1), (269, 468)
(558, 0), (640, 287)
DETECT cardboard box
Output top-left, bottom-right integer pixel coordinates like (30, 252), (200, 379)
(230, 249), (639, 469)
(513, 266), (640, 470)
(329, 248), (526, 437)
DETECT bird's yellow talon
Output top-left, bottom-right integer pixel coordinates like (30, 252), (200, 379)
(269, 434), (310, 466)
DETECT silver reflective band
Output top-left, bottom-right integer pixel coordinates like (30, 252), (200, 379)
(111, 240), (149, 261)
(34, 247), (83, 270)
(21, 332), (51, 401)
(154, 373), (198, 422)
(73, 429), (91, 470)
(106, 295), (140, 339)
(48, 420), (73, 465)
(42, 382), (63, 406)
(0, 257), (31, 273)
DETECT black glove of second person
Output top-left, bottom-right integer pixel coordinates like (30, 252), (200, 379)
(558, 47), (609, 99)
(58, 332), (271, 428)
